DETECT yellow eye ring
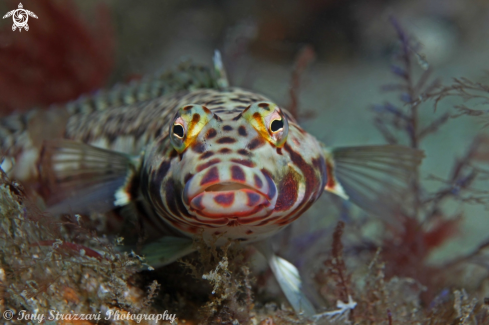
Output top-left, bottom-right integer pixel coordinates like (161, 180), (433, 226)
(243, 102), (289, 147)
(169, 105), (213, 153)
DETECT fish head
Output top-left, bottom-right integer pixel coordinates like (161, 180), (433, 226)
(142, 96), (327, 241)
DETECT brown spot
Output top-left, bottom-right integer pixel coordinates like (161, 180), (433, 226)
(295, 125), (307, 135)
(217, 137), (237, 144)
(217, 148), (230, 154)
(261, 169), (276, 199)
(238, 149), (251, 156)
(275, 168), (300, 211)
(206, 100), (224, 105)
(231, 159), (255, 167)
(183, 105), (193, 110)
(231, 98), (251, 104)
(188, 226), (199, 233)
(232, 105), (250, 121)
(147, 161), (170, 205)
(284, 143), (322, 215)
(206, 128), (217, 139)
(184, 173), (194, 184)
(200, 151), (215, 159)
(325, 159), (336, 190)
(238, 126), (247, 137)
(154, 128), (163, 138)
(258, 103), (270, 111)
(228, 220), (240, 227)
(192, 113), (200, 123)
(276, 148), (282, 155)
(214, 193), (235, 206)
(246, 192), (261, 207)
(169, 149), (178, 159)
(247, 137), (265, 150)
(213, 114), (223, 122)
(192, 195), (204, 210)
(164, 179), (179, 216)
(231, 165), (246, 182)
(254, 174), (263, 188)
(214, 231), (221, 235)
(202, 106), (212, 114)
(200, 166), (219, 186)
(313, 156), (327, 189)
(222, 125), (233, 131)
(191, 141), (206, 153)
(246, 230), (253, 235)
(196, 158), (221, 172)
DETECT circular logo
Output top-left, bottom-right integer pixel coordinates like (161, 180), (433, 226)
(13, 9), (28, 28)
(3, 310), (14, 321)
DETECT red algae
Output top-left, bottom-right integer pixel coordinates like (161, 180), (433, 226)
(0, 0), (114, 115)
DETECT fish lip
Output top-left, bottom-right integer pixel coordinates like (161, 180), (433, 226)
(182, 164), (277, 207)
(184, 180), (269, 204)
(188, 188), (272, 217)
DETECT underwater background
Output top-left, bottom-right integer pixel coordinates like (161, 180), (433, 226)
(1, 0), (489, 324)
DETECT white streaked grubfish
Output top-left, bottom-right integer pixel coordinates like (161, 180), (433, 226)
(0, 52), (423, 317)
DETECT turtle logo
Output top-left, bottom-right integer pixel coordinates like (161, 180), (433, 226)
(2, 3), (38, 32)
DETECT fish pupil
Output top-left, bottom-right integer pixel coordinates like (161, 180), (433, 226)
(271, 119), (283, 132)
(173, 124), (184, 138)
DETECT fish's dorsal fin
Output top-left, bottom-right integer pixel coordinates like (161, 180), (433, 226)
(39, 140), (139, 215)
(65, 61), (220, 115)
(213, 50), (230, 89)
(324, 145), (424, 223)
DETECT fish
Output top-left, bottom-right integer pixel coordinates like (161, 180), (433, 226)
(0, 52), (424, 317)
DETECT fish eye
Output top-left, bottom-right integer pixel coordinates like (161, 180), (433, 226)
(270, 118), (284, 133)
(169, 104), (213, 153)
(243, 102), (289, 147)
(173, 124), (185, 138)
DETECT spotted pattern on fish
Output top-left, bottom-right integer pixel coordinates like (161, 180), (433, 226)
(1, 64), (333, 244)
(133, 89), (326, 242)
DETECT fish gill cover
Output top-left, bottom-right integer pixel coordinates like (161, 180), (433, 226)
(0, 1), (489, 324)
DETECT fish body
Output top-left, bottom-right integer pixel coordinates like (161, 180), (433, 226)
(43, 87), (326, 244)
(0, 57), (424, 316)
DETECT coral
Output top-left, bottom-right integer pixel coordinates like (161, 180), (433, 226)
(0, 170), (167, 324)
(180, 237), (255, 324)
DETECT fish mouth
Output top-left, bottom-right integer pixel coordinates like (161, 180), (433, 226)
(183, 164), (277, 218)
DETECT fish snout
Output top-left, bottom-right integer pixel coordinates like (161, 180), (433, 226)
(183, 163), (277, 217)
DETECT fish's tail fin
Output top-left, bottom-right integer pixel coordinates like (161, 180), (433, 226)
(323, 145), (424, 223)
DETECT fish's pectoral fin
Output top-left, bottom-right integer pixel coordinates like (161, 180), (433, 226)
(324, 145), (424, 223)
(39, 139), (140, 215)
(255, 241), (316, 317)
(121, 236), (195, 269)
